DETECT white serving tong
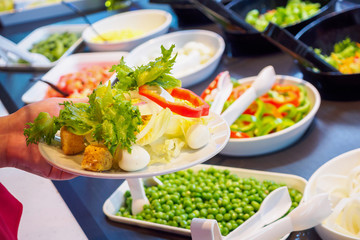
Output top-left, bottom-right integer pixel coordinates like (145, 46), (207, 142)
(209, 66), (276, 127)
(242, 193), (332, 240)
(0, 35), (50, 65)
(224, 186), (292, 240)
(220, 65), (276, 126)
(191, 187), (291, 240)
(191, 190), (332, 240)
(209, 71), (233, 115)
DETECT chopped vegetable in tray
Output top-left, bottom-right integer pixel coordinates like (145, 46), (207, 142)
(201, 72), (311, 138)
(117, 168), (303, 236)
(314, 37), (360, 74)
(20, 32), (79, 63)
(46, 64), (114, 98)
(245, 0), (321, 31)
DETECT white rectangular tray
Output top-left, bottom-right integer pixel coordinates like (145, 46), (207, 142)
(21, 51), (128, 104)
(0, 24), (87, 72)
(0, 0), (104, 27)
(103, 164), (307, 237)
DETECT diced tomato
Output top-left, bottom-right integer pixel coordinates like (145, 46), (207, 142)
(46, 64), (114, 98)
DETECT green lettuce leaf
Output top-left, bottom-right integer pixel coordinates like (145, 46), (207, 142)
(24, 82), (142, 154)
(24, 112), (60, 145)
(111, 45), (181, 91)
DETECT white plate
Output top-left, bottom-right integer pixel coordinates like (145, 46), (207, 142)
(38, 112), (230, 179)
(220, 75), (321, 156)
(21, 51), (128, 104)
(303, 148), (360, 240)
(125, 30), (225, 88)
(0, 24), (87, 72)
(103, 164), (307, 237)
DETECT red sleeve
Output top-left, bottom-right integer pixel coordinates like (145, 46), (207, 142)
(0, 183), (23, 240)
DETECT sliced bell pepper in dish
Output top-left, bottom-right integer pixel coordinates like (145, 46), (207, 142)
(228, 84), (251, 101)
(139, 85), (209, 118)
(260, 84), (300, 108)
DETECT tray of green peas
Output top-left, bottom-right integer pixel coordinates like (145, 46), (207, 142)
(0, 24), (87, 72)
(103, 164), (306, 237)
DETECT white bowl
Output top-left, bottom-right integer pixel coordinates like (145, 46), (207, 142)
(82, 9), (172, 52)
(303, 148), (360, 240)
(125, 30), (225, 87)
(220, 75), (321, 156)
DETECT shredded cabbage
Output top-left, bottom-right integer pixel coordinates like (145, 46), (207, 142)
(165, 114), (209, 137)
(145, 137), (186, 164)
(136, 108), (172, 146)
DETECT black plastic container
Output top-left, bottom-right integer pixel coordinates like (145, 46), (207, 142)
(295, 6), (360, 101)
(224, 0), (336, 56)
(150, 0), (230, 27)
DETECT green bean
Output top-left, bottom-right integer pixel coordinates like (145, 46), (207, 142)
(20, 32), (79, 63)
(117, 168), (303, 236)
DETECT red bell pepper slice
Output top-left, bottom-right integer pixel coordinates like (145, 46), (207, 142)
(139, 85), (209, 118)
(260, 84), (300, 108)
(230, 131), (250, 138)
(200, 71), (228, 99)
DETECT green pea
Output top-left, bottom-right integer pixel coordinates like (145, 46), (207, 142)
(216, 214), (224, 221)
(185, 207), (193, 214)
(223, 213), (231, 221)
(163, 205), (171, 212)
(200, 209), (208, 217)
(221, 227), (229, 236)
(251, 201), (261, 211)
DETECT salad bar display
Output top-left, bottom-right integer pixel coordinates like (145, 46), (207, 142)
(1, 1), (360, 240)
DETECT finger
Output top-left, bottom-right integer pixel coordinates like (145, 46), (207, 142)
(52, 97), (88, 104)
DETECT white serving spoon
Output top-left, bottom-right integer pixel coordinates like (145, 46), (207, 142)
(191, 186), (292, 240)
(210, 71), (233, 115)
(243, 193), (332, 240)
(224, 186), (292, 240)
(0, 35), (51, 65)
(126, 177), (163, 215)
(191, 218), (223, 240)
(221, 65), (276, 126)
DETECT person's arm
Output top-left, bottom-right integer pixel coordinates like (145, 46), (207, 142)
(0, 98), (86, 180)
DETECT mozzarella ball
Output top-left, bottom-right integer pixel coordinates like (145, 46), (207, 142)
(118, 145), (150, 171)
(185, 124), (210, 149)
